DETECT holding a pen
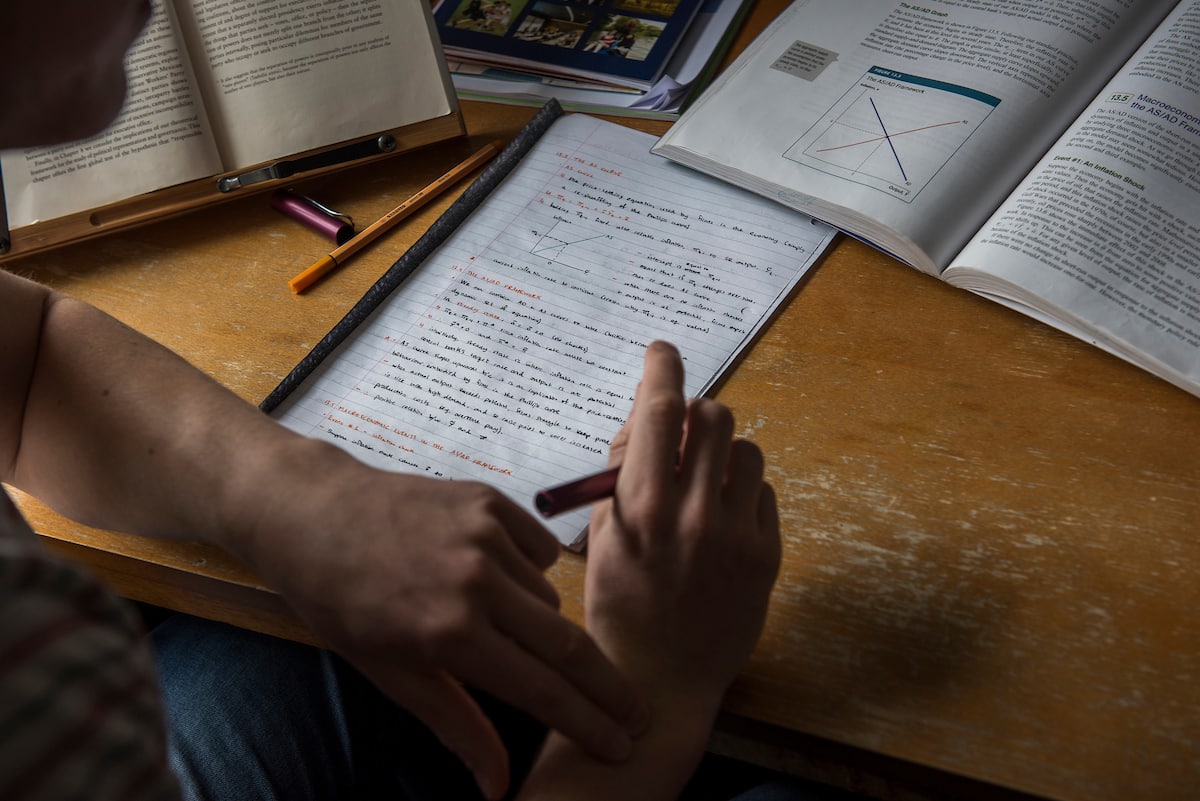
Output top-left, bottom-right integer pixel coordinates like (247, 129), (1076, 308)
(518, 341), (781, 798)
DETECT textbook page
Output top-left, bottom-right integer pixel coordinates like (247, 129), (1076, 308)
(652, 0), (1176, 274)
(174, 0), (456, 169)
(271, 114), (836, 547)
(0, 0), (220, 227)
(946, 0), (1200, 398)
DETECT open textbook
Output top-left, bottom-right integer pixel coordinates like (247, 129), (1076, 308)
(265, 107), (836, 548)
(0, 0), (459, 254)
(653, 0), (1200, 397)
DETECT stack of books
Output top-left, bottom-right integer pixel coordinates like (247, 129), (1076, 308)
(432, 0), (752, 119)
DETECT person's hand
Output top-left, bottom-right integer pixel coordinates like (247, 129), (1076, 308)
(218, 440), (645, 800)
(514, 342), (780, 801)
(586, 340), (781, 714)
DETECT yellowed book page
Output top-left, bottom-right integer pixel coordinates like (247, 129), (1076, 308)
(175, 0), (456, 169)
(0, 0), (220, 227)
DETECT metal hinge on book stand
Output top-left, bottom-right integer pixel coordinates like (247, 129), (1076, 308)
(0, 132), (402, 253)
(216, 133), (398, 193)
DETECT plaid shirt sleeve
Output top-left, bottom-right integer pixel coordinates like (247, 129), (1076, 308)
(0, 487), (181, 801)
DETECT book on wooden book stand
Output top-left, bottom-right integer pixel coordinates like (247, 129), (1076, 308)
(0, 0), (464, 260)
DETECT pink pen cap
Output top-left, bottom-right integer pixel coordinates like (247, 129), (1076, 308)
(271, 190), (355, 244)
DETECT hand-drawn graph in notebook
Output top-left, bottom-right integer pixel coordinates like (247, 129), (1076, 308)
(264, 102), (836, 547)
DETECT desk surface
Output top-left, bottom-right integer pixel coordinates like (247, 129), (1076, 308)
(6, 4), (1200, 799)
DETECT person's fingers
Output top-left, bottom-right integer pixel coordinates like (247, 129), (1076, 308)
(724, 438), (766, 513)
(620, 341), (685, 494)
(591, 381), (639, 533)
(366, 666), (510, 800)
(728, 440), (781, 573)
(488, 570), (647, 735)
(485, 489), (563, 572)
(679, 398), (735, 505)
(758, 480), (781, 554)
(443, 614), (636, 763)
(605, 414), (633, 470)
(482, 503), (562, 608)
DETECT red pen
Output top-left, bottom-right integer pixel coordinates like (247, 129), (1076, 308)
(534, 466), (619, 518)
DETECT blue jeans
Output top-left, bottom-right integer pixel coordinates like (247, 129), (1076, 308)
(151, 615), (544, 801)
(152, 615), (839, 801)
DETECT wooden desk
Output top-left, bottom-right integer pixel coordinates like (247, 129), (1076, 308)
(5, 4), (1200, 799)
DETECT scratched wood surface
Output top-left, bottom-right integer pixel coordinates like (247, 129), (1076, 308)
(5, 3), (1200, 798)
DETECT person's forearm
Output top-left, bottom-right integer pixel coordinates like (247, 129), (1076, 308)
(1, 274), (658, 798)
(3, 283), (312, 549)
(516, 684), (722, 801)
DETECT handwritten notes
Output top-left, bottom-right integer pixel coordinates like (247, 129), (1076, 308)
(271, 114), (835, 546)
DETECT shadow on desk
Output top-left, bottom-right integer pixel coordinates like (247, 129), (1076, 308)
(760, 519), (1016, 707)
(728, 510), (1034, 799)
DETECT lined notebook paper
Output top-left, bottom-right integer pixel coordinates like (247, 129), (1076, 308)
(270, 112), (836, 547)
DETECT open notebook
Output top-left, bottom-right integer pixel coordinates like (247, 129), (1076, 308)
(262, 102), (836, 548)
